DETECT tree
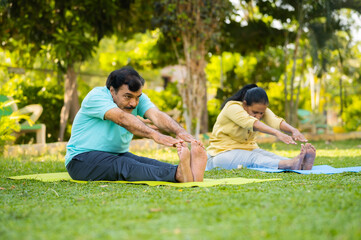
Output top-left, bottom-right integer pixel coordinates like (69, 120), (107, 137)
(218, 0), (296, 119)
(245, 0), (361, 126)
(153, 0), (232, 136)
(0, 0), (153, 141)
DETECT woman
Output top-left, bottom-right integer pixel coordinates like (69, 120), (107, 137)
(206, 84), (316, 171)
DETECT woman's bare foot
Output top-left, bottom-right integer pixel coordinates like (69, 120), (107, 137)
(190, 140), (207, 182)
(175, 143), (193, 183)
(302, 143), (316, 170)
(278, 144), (306, 170)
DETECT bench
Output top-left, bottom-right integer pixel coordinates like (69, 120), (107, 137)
(0, 95), (46, 144)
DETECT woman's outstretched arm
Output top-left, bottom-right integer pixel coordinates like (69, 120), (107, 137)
(279, 121), (308, 142)
(253, 120), (297, 145)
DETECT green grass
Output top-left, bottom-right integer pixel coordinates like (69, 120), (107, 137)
(1, 140), (361, 240)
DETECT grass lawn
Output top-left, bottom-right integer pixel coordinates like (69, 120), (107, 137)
(1, 139), (361, 240)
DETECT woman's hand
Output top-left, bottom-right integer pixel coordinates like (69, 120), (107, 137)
(254, 120), (296, 144)
(280, 121), (307, 142)
(292, 129), (308, 142)
(275, 131), (297, 145)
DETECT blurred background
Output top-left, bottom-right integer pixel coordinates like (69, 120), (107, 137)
(1, 0), (360, 145)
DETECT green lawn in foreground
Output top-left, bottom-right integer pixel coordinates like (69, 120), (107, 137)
(1, 140), (361, 240)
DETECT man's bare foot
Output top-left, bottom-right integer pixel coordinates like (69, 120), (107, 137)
(175, 143), (193, 183)
(190, 141), (207, 182)
(302, 143), (316, 170)
(278, 144), (306, 170)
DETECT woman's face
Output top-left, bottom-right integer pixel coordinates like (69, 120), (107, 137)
(243, 101), (267, 120)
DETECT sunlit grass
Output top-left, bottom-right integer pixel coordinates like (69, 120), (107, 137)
(271, 149), (361, 158)
(1, 139), (361, 240)
(132, 147), (179, 163)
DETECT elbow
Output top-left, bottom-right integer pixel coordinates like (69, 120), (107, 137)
(105, 108), (128, 127)
(114, 111), (129, 127)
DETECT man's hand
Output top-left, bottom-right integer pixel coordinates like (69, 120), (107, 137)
(276, 131), (297, 145)
(145, 108), (196, 142)
(292, 129), (308, 142)
(176, 130), (195, 143)
(153, 132), (183, 147)
(176, 131), (206, 149)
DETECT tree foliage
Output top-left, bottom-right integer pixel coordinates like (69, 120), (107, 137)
(234, 0), (361, 126)
(1, 0), (361, 142)
(0, 0), (154, 141)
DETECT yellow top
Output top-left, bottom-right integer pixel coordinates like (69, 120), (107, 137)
(207, 101), (284, 156)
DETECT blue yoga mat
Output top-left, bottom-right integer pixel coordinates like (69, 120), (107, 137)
(248, 165), (361, 175)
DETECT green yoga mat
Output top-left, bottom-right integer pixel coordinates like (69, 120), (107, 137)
(8, 172), (281, 187)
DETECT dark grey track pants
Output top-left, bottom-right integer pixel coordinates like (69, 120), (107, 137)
(66, 151), (178, 182)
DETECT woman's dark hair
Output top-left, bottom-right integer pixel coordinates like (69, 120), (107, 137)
(106, 66), (145, 92)
(221, 84), (269, 109)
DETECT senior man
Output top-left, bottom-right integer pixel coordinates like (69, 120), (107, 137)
(65, 67), (207, 183)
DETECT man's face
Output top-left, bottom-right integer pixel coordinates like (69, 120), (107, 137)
(110, 84), (143, 113)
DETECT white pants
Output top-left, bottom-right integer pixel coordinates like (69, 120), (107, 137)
(206, 148), (289, 170)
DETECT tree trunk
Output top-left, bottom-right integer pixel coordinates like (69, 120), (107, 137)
(336, 48), (344, 123)
(220, 54), (224, 88)
(58, 65), (80, 141)
(176, 28), (208, 138)
(309, 69), (315, 111)
(172, 0), (226, 137)
(295, 48), (307, 126)
(288, 1), (304, 125)
(200, 88), (208, 134)
(289, 26), (303, 125)
(179, 63), (207, 137)
(283, 36), (289, 122)
(182, 100), (192, 135)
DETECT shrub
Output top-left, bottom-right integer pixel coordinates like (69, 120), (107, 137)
(342, 95), (361, 132)
(143, 82), (183, 121)
(2, 72), (90, 143)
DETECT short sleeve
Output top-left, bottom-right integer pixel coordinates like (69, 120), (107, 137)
(136, 93), (156, 118)
(263, 108), (284, 130)
(224, 102), (258, 130)
(81, 88), (118, 120)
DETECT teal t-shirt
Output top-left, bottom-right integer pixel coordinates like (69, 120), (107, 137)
(65, 86), (155, 166)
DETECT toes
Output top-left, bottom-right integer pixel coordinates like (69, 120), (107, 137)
(307, 144), (316, 152)
(196, 140), (204, 148)
(301, 144), (307, 154)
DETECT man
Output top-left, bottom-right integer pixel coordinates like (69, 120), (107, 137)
(65, 67), (207, 183)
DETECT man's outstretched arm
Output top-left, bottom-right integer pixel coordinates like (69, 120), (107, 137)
(144, 107), (195, 142)
(105, 107), (181, 147)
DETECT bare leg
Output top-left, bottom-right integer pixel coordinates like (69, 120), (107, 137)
(302, 143), (316, 170)
(278, 144), (306, 170)
(190, 140), (207, 182)
(175, 143), (193, 183)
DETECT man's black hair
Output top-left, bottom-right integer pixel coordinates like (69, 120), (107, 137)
(221, 84), (269, 109)
(106, 66), (145, 92)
